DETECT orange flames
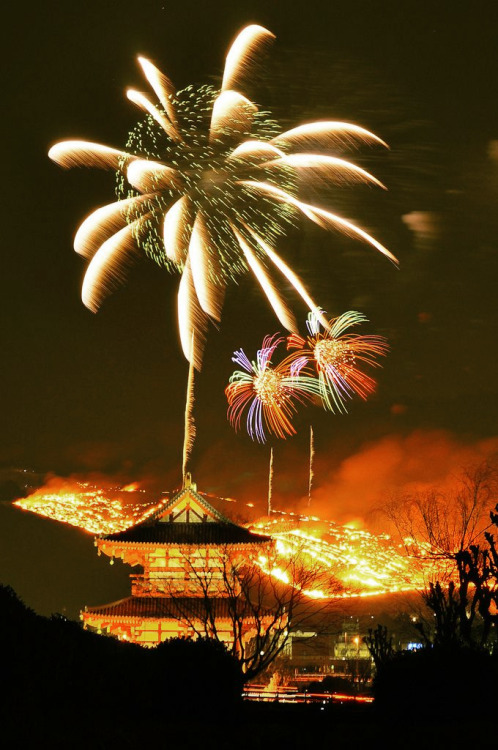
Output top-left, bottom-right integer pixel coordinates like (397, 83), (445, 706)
(14, 480), (161, 535)
(121, 482), (141, 492)
(13, 481), (436, 597)
(251, 511), (429, 597)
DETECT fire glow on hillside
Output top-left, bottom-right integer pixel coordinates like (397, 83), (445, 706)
(15, 482), (434, 597)
(14, 482), (160, 536)
(250, 510), (428, 597)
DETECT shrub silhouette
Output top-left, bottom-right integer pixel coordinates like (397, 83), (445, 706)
(0, 584), (242, 742)
(373, 645), (498, 717)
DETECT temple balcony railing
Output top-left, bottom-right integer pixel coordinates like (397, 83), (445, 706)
(130, 575), (233, 598)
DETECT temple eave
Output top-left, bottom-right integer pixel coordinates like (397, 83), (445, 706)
(83, 481), (275, 647)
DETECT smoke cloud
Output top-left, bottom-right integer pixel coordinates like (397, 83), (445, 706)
(12, 430), (498, 535)
(307, 430), (498, 528)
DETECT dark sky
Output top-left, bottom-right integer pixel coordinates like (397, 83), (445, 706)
(2, 0), (498, 616)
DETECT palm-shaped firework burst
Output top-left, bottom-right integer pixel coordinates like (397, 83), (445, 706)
(226, 334), (321, 443)
(287, 310), (389, 412)
(49, 24), (396, 370)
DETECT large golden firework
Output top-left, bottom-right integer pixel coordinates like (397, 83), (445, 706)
(49, 25), (396, 370)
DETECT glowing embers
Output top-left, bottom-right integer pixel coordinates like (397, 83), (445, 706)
(14, 482), (162, 535)
(15, 481), (433, 598)
(252, 511), (429, 598)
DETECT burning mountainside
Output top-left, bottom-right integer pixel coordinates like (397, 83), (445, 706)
(14, 480), (161, 535)
(15, 481), (430, 596)
(250, 511), (428, 597)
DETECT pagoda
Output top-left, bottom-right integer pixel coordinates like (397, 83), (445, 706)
(82, 475), (273, 647)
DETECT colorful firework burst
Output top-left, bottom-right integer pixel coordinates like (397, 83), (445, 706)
(226, 334), (321, 443)
(286, 310), (389, 412)
(49, 24), (396, 370)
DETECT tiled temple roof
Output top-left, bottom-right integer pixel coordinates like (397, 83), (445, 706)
(103, 521), (270, 545)
(85, 596), (258, 620)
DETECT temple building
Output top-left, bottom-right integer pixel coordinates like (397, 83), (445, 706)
(82, 475), (273, 647)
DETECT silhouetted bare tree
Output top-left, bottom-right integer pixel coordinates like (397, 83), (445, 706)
(382, 461), (498, 650)
(450, 504), (498, 648)
(162, 542), (336, 681)
(383, 461), (497, 572)
(365, 624), (396, 669)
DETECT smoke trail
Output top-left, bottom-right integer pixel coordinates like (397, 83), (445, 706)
(182, 335), (196, 484)
(308, 425), (314, 507)
(268, 447), (274, 515)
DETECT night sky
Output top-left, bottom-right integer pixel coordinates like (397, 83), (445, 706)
(2, 0), (498, 617)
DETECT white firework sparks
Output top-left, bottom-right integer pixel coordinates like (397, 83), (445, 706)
(49, 24), (396, 370)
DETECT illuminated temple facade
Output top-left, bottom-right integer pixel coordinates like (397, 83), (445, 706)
(82, 475), (272, 647)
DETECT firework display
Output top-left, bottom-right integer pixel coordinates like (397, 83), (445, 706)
(226, 334), (322, 442)
(48, 24), (395, 370)
(40, 21), (410, 613)
(287, 310), (389, 412)
(226, 311), (388, 441)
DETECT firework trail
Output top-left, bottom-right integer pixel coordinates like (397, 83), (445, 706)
(287, 310), (388, 412)
(308, 425), (314, 507)
(182, 334), (196, 483)
(268, 447), (274, 515)
(226, 334), (321, 443)
(49, 24), (396, 370)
